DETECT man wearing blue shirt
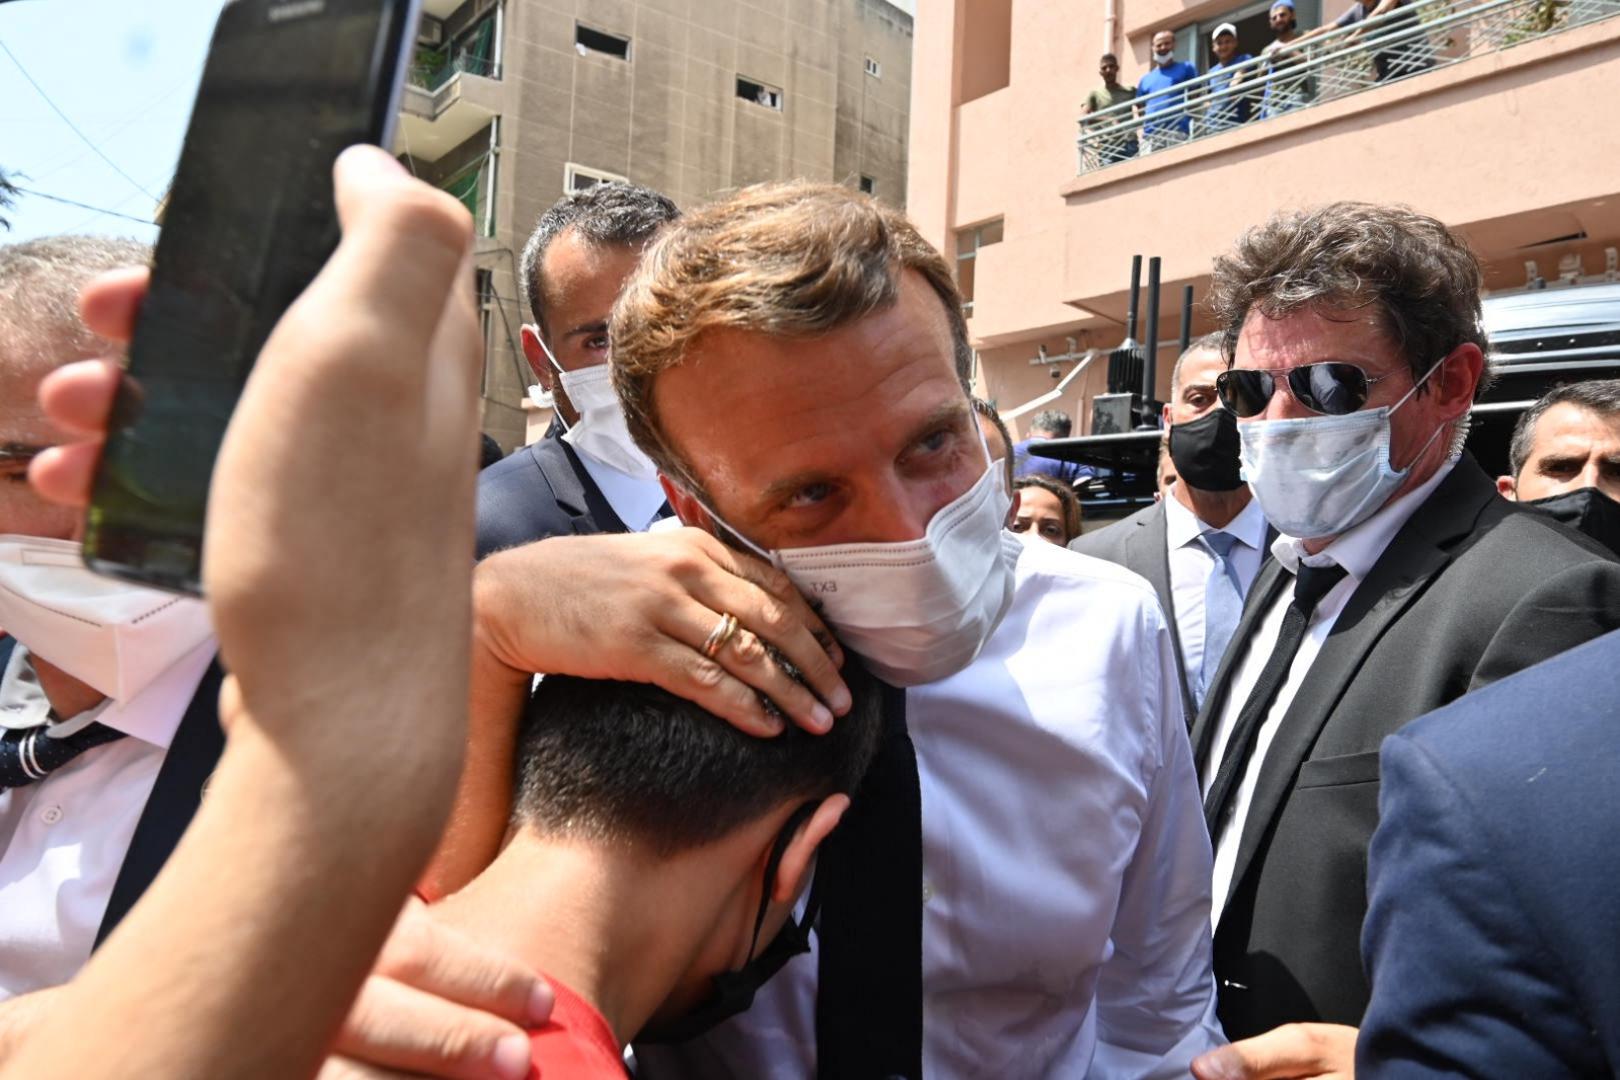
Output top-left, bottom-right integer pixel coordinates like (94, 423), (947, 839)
(1138, 30), (1199, 152)
(1206, 23), (1255, 131)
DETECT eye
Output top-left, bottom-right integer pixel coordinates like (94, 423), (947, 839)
(584, 333), (610, 352)
(1041, 521), (1062, 538)
(783, 481), (834, 510)
(1009, 518), (1030, 532)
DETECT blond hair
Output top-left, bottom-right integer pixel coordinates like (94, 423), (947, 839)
(610, 181), (971, 487)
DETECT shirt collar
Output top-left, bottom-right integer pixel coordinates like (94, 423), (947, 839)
(1164, 488), (1269, 552)
(1272, 456), (1459, 579)
(575, 450), (669, 533)
(0, 638), (216, 750)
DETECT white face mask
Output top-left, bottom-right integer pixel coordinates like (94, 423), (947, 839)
(696, 458), (1020, 688)
(1238, 359), (1449, 539)
(0, 535), (213, 701)
(531, 328), (659, 481)
(1154, 49), (1177, 66)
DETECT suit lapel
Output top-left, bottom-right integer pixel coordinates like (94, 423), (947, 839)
(1191, 559), (1289, 768)
(1225, 458), (1501, 896)
(532, 436), (627, 534)
(94, 660), (225, 948)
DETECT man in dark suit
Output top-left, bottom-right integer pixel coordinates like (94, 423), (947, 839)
(1070, 334), (1270, 725)
(1186, 203), (1620, 1079)
(1357, 626), (1620, 1078)
(475, 182), (679, 559)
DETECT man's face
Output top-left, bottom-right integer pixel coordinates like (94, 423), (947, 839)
(1232, 306), (1471, 504)
(1270, 7), (1296, 33)
(0, 353), (80, 541)
(1100, 57), (1120, 83)
(1213, 32), (1238, 63)
(1153, 32), (1176, 60)
(658, 271), (983, 549)
(521, 229), (643, 425)
(1011, 487), (1069, 546)
(1508, 402), (1620, 501)
(1164, 347), (1226, 427)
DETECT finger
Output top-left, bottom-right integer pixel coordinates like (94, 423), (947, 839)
(28, 444), (101, 509)
(1190, 1024), (1347, 1080)
(674, 603), (830, 734)
(78, 266), (150, 343)
(372, 901), (553, 1029)
(36, 358), (122, 434)
(316, 1058), (424, 1080)
(644, 638), (786, 738)
(713, 538), (846, 671)
(333, 976), (534, 1080)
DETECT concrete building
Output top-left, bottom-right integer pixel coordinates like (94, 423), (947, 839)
(907, 0), (1620, 436)
(399, 0), (914, 449)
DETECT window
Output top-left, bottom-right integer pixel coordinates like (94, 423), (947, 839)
(954, 219), (1004, 318)
(564, 162), (628, 194)
(858, 175), (875, 194)
(575, 23), (630, 60)
(736, 76), (783, 110)
(864, 56), (881, 78)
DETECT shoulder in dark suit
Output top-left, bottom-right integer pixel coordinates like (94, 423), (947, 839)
(475, 428), (627, 560)
(1194, 455), (1620, 1037)
(1069, 501), (1194, 723)
(1359, 627), (1620, 1078)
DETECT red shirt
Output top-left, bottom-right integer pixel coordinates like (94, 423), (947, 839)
(527, 976), (625, 1079)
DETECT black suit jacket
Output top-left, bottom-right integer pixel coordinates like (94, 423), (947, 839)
(1358, 627), (1620, 1078)
(0, 635), (223, 949)
(1190, 455), (1620, 1038)
(475, 427), (630, 559)
(1070, 499), (1275, 730)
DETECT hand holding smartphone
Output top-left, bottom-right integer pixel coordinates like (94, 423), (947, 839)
(83, 0), (423, 594)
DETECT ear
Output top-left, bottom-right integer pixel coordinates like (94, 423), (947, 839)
(661, 475), (712, 528)
(771, 795), (849, 904)
(1161, 400), (1173, 427)
(1497, 474), (1518, 500)
(519, 324), (554, 388)
(1431, 343), (1484, 422)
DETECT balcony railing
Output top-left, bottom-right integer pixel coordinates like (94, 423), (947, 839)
(1076, 0), (1620, 173)
(409, 49), (500, 93)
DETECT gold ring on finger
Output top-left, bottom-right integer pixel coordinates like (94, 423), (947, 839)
(701, 612), (740, 659)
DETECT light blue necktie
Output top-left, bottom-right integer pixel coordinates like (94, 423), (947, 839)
(1199, 530), (1244, 711)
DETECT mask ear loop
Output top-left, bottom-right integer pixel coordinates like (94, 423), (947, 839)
(1388, 353), (1457, 469)
(527, 324), (572, 433)
(743, 800), (823, 964)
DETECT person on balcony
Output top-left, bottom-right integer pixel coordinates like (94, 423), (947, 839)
(1259, 0), (1313, 117)
(1206, 24), (1256, 132)
(1082, 53), (1138, 164)
(1293, 0), (1435, 83)
(1138, 30), (1199, 152)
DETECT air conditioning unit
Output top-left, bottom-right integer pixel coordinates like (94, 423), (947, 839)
(418, 15), (444, 46)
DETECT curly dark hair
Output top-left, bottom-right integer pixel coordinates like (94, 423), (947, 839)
(1210, 202), (1490, 399)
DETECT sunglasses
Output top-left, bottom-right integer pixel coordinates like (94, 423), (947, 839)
(1216, 362), (1404, 418)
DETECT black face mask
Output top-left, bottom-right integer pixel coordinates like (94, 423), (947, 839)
(1524, 486), (1620, 556)
(635, 801), (823, 1045)
(1167, 408), (1245, 492)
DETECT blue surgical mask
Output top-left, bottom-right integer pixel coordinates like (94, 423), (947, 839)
(1238, 358), (1450, 539)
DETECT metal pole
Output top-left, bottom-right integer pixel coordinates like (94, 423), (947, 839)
(1143, 257), (1161, 406)
(1179, 284), (1194, 355)
(1125, 254), (1142, 345)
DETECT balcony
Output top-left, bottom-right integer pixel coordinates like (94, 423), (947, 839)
(1075, 0), (1620, 173)
(396, 16), (503, 164)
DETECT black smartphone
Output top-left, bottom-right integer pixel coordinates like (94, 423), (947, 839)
(82, 0), (422, 595)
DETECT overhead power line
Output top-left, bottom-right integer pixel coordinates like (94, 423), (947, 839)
(0, 37), (160, 203)
(14, 185), (155, 226)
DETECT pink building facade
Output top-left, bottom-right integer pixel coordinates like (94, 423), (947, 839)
(907, 0), (1620, 435)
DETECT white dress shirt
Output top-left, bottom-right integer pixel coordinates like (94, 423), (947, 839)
(1203, 459), (1457, 924)
(0, 638), (216, 1000)
(1162, 493), (1268, 689)
(639, 538), (1224, 1079)
(575, 450), (667, 533)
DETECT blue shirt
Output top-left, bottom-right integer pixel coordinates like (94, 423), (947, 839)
(1207, 55), (1254, 127)
(1138, 61), (1198, 134)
